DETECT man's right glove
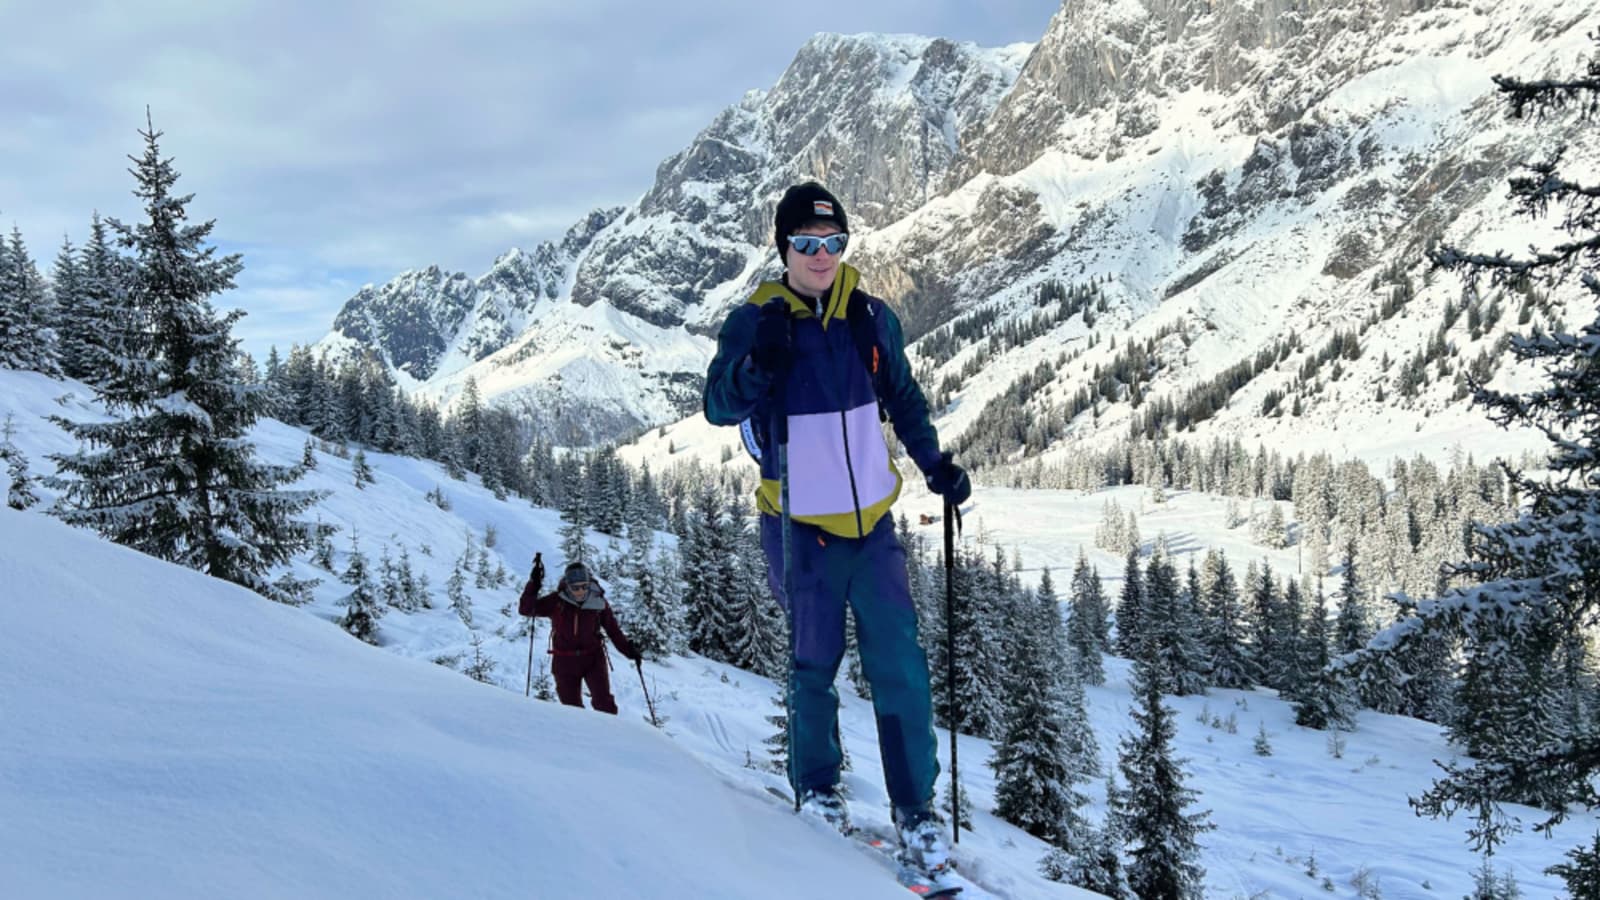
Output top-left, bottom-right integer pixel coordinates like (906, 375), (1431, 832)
(925, 452), (971, 506)
(749, 299), (792, 377)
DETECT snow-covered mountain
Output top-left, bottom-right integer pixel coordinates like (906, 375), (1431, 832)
(319, 0), (1596, 460)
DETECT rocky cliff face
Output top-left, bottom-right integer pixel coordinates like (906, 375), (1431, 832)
(321, 0), (1597, 455)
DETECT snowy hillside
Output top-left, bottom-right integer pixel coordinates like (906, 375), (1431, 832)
(0, 508), (924, 900)
(4, 366), (1592, 896)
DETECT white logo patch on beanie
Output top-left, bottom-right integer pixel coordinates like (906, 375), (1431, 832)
(813, 200), (834, 216)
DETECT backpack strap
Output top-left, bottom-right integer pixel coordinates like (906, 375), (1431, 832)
(845, 290), (889, 423)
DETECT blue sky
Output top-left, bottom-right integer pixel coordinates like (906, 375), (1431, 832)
(1, 0), (1059, 361)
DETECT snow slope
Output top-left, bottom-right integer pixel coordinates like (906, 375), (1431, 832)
(2, 366), (1590, 897)
(0, 507), (922, 900)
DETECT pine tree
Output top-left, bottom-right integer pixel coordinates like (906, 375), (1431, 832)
(723, 518), (786, 678)
(1357, 45), (1600, 868)
(1295, 581), (1356, 730)
(2, 416), (39, 511)
(1112, 656), (1213, 900)
(1067, 560), (1106, 686)
(50, 234), (97, 380)
(311, 517), (337, 571)
(764, 687), (790, 776)
(397, 546), (424, 610)
(47, 118), (319, 601)
(463, 633), (497, 685)
(377, 544), (400, 609)
(339, 536), (382, 644)
(1201, 550), (1254, 689)
(448, 558), (473, 628)
(1334, 540), (1372, 654)
(933, 543), (1003, 739)
(1250, 564), (1286, 691)
(1272, 579), (1309, 702)
(559, 488), (588, 565)
(1547, 833), (1600, 898)
(351, 449), (375, 488)
(67, 212), (126, 384)
(0, 224), (60, 374)
(620, 514), (677, 659)
(991, 586), (1091, 848)
(1144, 551), (1208, 696)
(1115, 547), (1145, 658)
(1072, 548), (1112, 647)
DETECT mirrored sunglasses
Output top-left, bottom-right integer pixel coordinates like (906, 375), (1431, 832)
(787, 233), (849, 256)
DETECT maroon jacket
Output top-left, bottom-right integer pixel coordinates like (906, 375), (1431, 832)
(518, 579), (639, 661)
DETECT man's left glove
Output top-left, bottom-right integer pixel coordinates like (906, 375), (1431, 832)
(627, 648), (644, 664)
(925, 452), (971, 506)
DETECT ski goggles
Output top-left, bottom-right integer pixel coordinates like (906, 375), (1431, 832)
(787, 233), (849, 256)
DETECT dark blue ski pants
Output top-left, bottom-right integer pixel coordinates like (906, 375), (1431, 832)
(760, 512), (939, 816)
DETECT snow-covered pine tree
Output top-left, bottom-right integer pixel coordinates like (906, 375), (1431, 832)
(1112, 655), (1213, 900)
(1334, 540), (1373, 654)
(1294, 580), (1356, 731)
(64, 212), (126, 384)
(339, 535), (382, 644)
(47, 119), (319, 601)
(932, 542), (1003, 739)
(723, 517), (786, 679)
(559, 488), (588, 565)
(990, 597), (1089, 849)
(2, 416), (39, 511)
(1202, 549), (1254, 689)
(1250, 563), (1286, 691)
(351, 449), (375, 487)
(682, 482), (741, 663)
(620, 514), (676, 660)
(461, 633), (497, 684)
(448, 557), (473, 628)
(378, 544), (400, 609)
(1114, 547), (1146, 658)
(764, 687), (790, 776)
(49, 234), (98, 381)
(1145, 550), (1208, 696)
(845, 604), (871, 701)
(1271, 579), (1309, 702)
(0, 225), (60, 375)
(1067, 559), (1106, 686)
(397, 546), (424, 610)
(1095, 498), (1124, 553)
(1049, 823), (1127, 898)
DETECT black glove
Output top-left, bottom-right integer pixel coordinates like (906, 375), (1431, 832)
(925, 452), (971, 506)
(627, 647), (644, 664)
(529, 552), (545, 594)
(749, 300), (792, 377)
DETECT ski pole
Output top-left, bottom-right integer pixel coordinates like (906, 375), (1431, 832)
(636, 659), (659, 728)
(771, 303), (798, 811)
(525, 552), (544, 698)
(944, 499), (962, 844)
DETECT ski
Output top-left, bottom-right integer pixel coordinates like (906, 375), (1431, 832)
(762, 786), (967, 897)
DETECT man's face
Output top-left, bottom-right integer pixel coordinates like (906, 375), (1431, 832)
(785, 222), (846, 299)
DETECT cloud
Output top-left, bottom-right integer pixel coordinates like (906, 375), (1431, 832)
(1, 0), (1059, 359)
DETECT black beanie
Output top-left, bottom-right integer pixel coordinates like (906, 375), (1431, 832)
(774, 181), (848, 261)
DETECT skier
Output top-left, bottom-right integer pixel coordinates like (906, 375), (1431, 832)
(518, 560), (642, 715)
(701, 181), (972, 880)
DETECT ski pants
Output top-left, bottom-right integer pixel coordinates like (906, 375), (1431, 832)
(553, 651), (618, 715)
(760, 512), (939, 815)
